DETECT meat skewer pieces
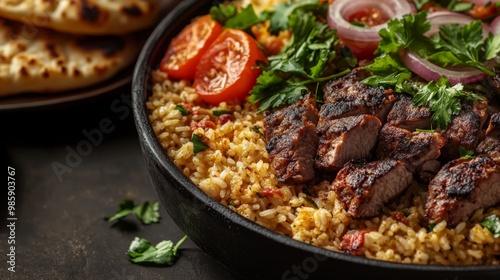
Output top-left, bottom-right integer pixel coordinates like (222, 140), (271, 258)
(425, 156), (500, 226)
(264, 94), (319, 184)
(332, 159), (413, 219)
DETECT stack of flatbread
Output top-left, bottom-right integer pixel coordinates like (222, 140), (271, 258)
(0, 0), (160, 97)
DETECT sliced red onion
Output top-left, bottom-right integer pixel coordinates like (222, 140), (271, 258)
(491, 15), (500, 34)
(327, 0), (414, 59)
(401, 51), (488, 85)
(426, 11), (491, 36)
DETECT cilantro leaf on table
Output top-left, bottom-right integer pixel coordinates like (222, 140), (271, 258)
(481, 215), (500, 238)
(127, 235), (188, 265)
(104, 200), (160, 225)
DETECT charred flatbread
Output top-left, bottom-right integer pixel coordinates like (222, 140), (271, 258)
(0, 18), (139, 96)
(0, 0), (159, 35)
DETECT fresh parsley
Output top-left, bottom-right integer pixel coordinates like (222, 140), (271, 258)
(412, 77), (483, 129)
(210, 3), (265, 30)
(363, 12), (491, 129)
(249, 1), (350, 112)
(480, 215), (500, 238)
(304, 197), (319, 209)
(127, 235), (188, 265)
(413, 0), (474, 12)
(191, 134), (209, 154)
(104, 200), (161, 225)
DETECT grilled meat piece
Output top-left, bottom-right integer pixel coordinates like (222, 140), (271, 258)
(485, 112), (500, 139)
(315, 115), (382, 172)
(332, 159), (413, 219)
(316, 102), (370, 132)
(387, 95), (432, 131)
(440, 101), (488, 162)
(322, 68), (396, 122)
(477, 137), (500, 165)
(264, 94), (319, 184)
(376, 124), (445, 173)
(425, 156), (500, 226)
(416, 160), (442, 183)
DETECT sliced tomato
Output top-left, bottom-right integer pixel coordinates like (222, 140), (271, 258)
(467, 3), (498, 20)
(193, 29), (267, 105)
(160, 15), (222, 80)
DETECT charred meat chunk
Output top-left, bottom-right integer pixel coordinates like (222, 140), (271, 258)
(315, 115), (382, 172)
(264, 95), (319, 184)
(322, 68), (396, 122)
(477, 137), (500, 165)
(440, 101), (488, 162)
(416, 160), (442, 183)
(425, 156), (500, 226)
(387, 94), (432, 131)
(375, 124), (445, 173)
(332, 159), (413, 219)
(485, 112), (500, 139)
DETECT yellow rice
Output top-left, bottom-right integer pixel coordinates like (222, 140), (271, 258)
(147, 69), (500, 265)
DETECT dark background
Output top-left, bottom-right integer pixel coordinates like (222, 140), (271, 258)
(0, 85), (245, 280)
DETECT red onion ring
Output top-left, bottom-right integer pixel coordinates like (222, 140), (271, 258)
(400, 11), (492, 85)
(491, 15), (500, 34)
(426, 11), (491, 36)
(401, 51), (488, 86)
(327, 0), (414, 59)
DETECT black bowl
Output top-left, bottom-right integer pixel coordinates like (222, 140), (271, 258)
(132, 1), (500, 279)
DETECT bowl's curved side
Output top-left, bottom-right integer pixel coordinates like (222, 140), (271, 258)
(131, 1), (500, 279)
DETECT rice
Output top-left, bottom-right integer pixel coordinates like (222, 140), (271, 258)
(147, 72), (500, 265)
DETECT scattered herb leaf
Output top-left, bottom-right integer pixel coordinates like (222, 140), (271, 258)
(350, 21), (366, 27)
(481, 215), (500, 238)
(191, 134), (209, 154)
(252, 126), (263, 135)
(212, 110), (232, 116)
(416, 128), (436, 133)
(458, 146), (475, 159)
(175, 105), (190, 116)
(127, 235), (188, 265)
(104, 200), (160, 225)
(304, 197), (318, 209)
(402, 208), (412, 217)
(428, 223), (437, 232)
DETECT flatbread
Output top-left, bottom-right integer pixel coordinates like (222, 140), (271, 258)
(0, 0), (159, 35)
(0, 18), (140, 96)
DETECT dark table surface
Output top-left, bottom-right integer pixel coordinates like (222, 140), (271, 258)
(0, 84), (246, 280)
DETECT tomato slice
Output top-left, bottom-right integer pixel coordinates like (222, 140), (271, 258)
(193, 29), (267, 105)
(160, 15), (222, 80)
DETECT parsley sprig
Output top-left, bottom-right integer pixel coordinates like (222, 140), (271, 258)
(249, 0), (351, 112)
(127, 236), (188, 265)
(363, 11), (494, 129)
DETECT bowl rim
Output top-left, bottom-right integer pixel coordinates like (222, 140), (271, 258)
(131, 0), (500, 275)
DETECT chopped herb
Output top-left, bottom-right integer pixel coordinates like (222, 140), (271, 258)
(449, 2), (474, 12)
(402, 208), (412, 217)
(458, 146), (475, 159)
(481, 215), (500, 238)
(175, 105), (190, 116)
(416, 128), (436, 133)
(350, 21), (366, 27)
(127, 235), (188, 265)
(104, 200), (160, 225)
(428, 222), (437, 232)
(191, 134), (209, 154)
(229, 200), (240, 207)
(209, 4), (237, 25)
(304, 197), (318, 209)
(212, 110), (232, 116)
(268, 0), (326, 35)
(252, 126), (263, 135)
